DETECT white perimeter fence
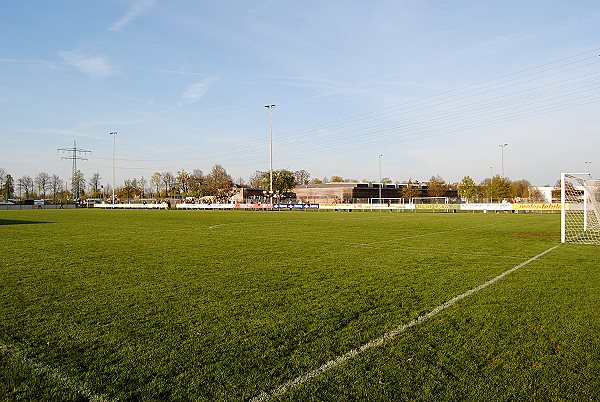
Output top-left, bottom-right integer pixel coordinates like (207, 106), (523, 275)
(87, 202), (565, 212)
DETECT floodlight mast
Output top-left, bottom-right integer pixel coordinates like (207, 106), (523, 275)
(499, 143), (508, 178)
(265, 105), (275, 203)
(110, 132), (117, 204)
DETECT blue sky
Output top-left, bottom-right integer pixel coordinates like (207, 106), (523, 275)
(1, 1), (599, 187)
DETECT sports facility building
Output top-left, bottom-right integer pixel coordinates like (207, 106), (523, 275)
(293, 182), (458, 204)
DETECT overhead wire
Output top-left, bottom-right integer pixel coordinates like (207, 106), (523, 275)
(279, 72), (600, 150)
(86, 49), (600, 174)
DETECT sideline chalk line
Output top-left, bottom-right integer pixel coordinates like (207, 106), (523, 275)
(250, 244), (559, 402)
(0, 342), (113, 402)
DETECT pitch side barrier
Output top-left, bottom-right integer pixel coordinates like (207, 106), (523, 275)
(235, 203), (272, 210)
(178, 203), (319, 210)
(94, 203), (168, 209)
(319, 203), (416, 211)
(463, 203), (562, 212)
(318, 203), (562, 212)
(91, 202), (563, 212)
(512, 203), (562, 211)
(461, 203), (512, 212)
(273, 203), (320, 210)
(177, 203), (235, 210)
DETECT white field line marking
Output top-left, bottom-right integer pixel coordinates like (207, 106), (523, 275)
(250, 245), (559, 402)
(0, 342), (113, 402)
(353, 223), (499, 247)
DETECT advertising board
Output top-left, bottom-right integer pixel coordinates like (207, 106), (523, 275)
(460, 203), (513, 211)
(511, 203), (562, 211)
(273, 203), (319, 209)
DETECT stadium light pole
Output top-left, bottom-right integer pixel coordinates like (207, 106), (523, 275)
(379, 154), (383, 202)
(585, 161), (591, 174)
(110, 132), (117, 204)
(265, 105), (275, 203)
(499, 143), (508, 178)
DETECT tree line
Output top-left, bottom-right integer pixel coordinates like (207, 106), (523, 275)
(0, 165), (547, 203)
(0, 165), (312, 203)
(454, 175), (545, 202)
(0, 169), (68, 203)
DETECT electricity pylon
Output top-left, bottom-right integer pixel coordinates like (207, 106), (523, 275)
(58, 140), (91, 200)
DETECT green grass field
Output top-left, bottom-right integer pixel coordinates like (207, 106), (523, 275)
(1, 209), (598, 401)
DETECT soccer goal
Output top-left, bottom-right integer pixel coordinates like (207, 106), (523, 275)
(561, 173), (600, 245)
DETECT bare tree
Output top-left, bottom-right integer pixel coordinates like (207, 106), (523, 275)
(206, 164), (235, 202)
(189, 169), (206, 198)
(176, 170), (190, 195)
(50, 174), (63, 203)
(103, 183), (112, 200)
(294, 169), (311, 186)
(150, 172), (162, 198)
(72, 170), (86, 199)
(18, 175), (34, 199)
(248, 170), (263, 188)
(162, 171), (175, 198)
(35, 172), (51, 199)
(139, 176), (147, 198)
(89, 172), (102, 198)
(528, 187), (546, 202)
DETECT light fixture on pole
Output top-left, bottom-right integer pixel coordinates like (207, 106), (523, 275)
(378, 154), (383, 202)
(585, 161), (592, 174)
(110, 132), (117, 204)
(265, 105), (275, 203)
(499, 143), (508, 178)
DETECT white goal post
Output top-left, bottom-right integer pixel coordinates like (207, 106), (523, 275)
(561, 173), (600, 245)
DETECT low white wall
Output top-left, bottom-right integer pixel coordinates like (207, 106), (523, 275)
(94, 203), (167, 209)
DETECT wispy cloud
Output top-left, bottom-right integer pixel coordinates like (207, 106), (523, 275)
(0, 58), (56, 68)
(110, 0), (156, 32)
(459, 12), (600, 57)
(181, 78), (217, 103)
(58, 50), (115, 78)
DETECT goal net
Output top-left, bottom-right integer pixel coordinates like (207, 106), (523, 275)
(561, 173), (600, 245)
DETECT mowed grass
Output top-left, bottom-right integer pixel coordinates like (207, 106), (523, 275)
(0, 209), (598, 401)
